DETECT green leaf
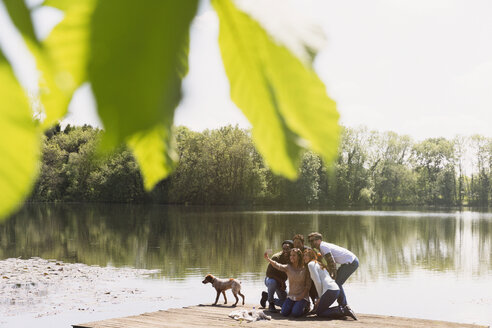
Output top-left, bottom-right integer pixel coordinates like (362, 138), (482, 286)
(88, 0), (197, 190)
(213, 0), (340, 179)
(43, 0), (96, 101)
(3, 0), (75, 128)
(38, 0), (101, 128)
(89, 0), (198, 149)
(37, 48), (71, 129)
(128, 40), (190, 191)
(127, 125), (176, 191)
(2, 0), (39, 45)
(43, 0), (75, 11)
(0, 50), (40, 220)
(128, 36), (189, 190)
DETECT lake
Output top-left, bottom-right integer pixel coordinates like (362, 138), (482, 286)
(1, 204), (491, 327)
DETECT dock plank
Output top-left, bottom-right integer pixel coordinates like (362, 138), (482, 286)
(73, 304), (488, 328)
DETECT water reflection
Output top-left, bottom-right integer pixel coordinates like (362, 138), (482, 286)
(1, 204), (491, 280)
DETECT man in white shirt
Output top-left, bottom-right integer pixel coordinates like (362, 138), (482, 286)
(308, 232), (359, 308)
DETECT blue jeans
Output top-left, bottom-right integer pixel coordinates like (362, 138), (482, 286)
(264, 277), (286, 306)
(335, 257), (359, 306)
(316, 289), (344, 318)
(281, 298), (308, 317)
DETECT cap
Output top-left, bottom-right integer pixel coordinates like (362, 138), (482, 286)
(282, 240), (294, 247)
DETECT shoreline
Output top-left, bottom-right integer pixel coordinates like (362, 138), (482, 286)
(1, 257), (491, 328)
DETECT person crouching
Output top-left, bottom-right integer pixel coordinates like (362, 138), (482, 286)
(260, 240), (293, 312)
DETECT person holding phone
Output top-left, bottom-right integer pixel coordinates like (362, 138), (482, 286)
(260, 240), (293, 312)
(263, 248), (311, 317)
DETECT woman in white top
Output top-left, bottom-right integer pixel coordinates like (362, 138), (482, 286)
(303, 248), (357, 320)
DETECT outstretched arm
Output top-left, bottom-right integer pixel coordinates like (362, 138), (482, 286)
(264, 252), (288, 272)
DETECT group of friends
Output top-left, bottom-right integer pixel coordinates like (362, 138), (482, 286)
(260, 232), (359, 320)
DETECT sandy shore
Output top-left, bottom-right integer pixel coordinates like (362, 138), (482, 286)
(0, 257), (162, 319)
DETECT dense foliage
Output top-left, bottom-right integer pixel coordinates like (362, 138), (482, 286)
(30, 125), (492, 207)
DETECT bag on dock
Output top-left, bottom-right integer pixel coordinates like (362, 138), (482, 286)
(229, 308), (272, 322)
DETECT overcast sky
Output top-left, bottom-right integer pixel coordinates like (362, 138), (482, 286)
(1, 0), (491, 141)
(174, 0), (492, 141)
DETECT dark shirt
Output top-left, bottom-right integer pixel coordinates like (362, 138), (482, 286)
(266, 251), (289, 282)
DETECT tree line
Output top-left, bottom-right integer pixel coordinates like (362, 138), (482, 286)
(29, 124), (492, 207)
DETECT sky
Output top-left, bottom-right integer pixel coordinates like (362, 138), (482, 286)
(1, 0), (491, 141)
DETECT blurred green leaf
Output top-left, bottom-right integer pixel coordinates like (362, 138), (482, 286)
(43, 0), (74, 11)
(0, 50), (40, 220)
(89, 0), (198, 149)
(2, 0), (74, 128)
(36, 47), (72, 129)
(128, 38), (190, 191)
(127, 125), (176, 191)
(0, 0), (342, 221)
(43, 0), (96, 102)
(88, 0), (197, 190)
(213, 0), (339, 179)
(37, 0), (101, 128)
(2, 0), (39, 45)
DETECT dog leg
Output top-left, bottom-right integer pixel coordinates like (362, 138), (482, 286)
(238, 291), (245, 305)
(213, 290), (220, 305)
(232, 292), (239, 307)
(222, 291), (227, 304)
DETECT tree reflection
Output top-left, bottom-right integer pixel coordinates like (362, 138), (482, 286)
(1, 205), (491, 280)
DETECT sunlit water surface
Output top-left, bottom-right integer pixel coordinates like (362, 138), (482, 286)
(1, 204), (491, 327)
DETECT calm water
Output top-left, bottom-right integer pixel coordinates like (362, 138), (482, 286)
(1, 204), (492, 327)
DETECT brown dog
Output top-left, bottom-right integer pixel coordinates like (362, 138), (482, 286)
(202, 274), (245, 307)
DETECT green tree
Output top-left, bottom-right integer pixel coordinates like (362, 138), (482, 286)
(413, 138), (455, 205)
(469, 135), (491, 206)
(297, 152), (322, 205)
(335, 127), (370, 205)
(26, 124), (492, 207)
(87, 148), (145, 203)
(375, 132), (416, 205)
(453, 136), (467, 206)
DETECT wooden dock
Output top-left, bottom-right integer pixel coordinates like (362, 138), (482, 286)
(73, 304), (489, 328)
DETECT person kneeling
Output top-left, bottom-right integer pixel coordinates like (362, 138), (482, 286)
(260, 240), (293, 313)
(303, 248), (357, 320)
(264, 248), (310, 317)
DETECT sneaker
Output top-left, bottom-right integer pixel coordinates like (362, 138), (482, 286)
(303, 302), (311, 315)
(268, 302), (278, 313)
(308, 309), (317, 315)
(260, 291), (268, 308)
(343, 305), (358, 321)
